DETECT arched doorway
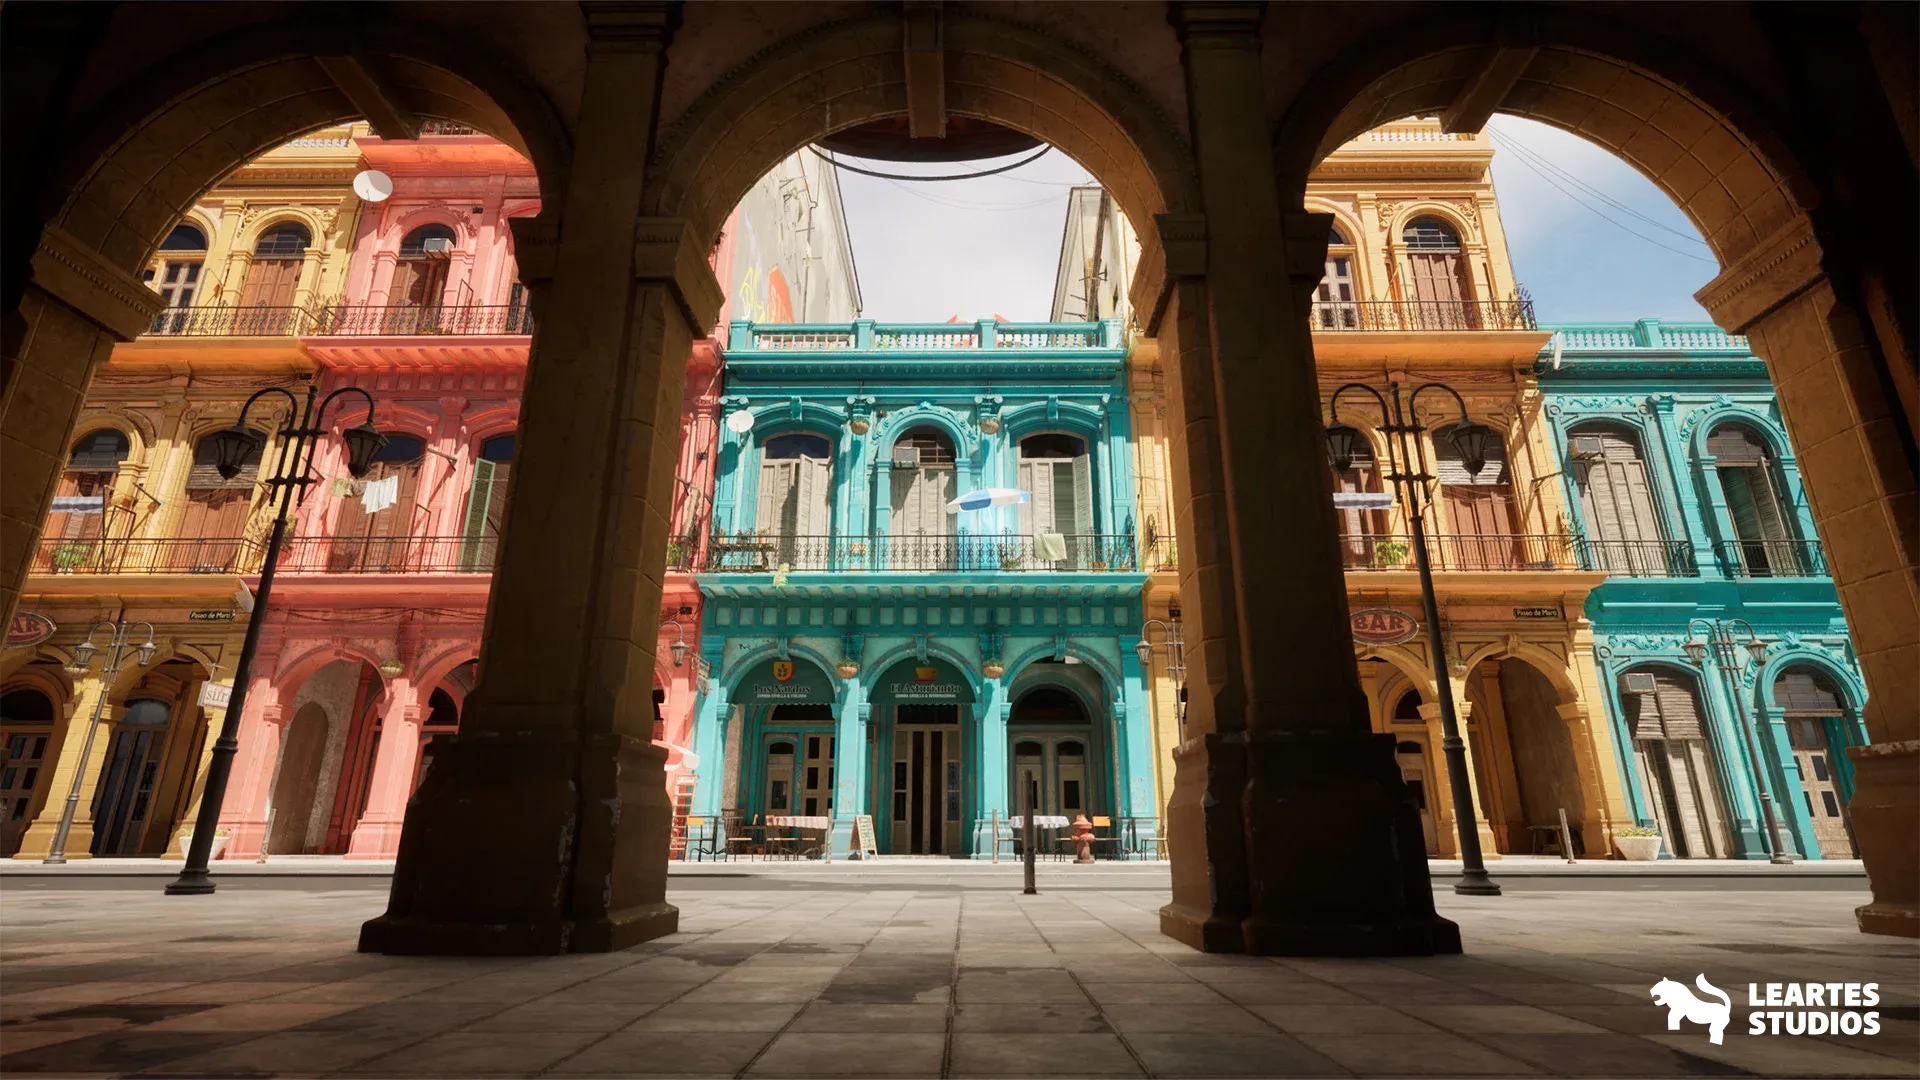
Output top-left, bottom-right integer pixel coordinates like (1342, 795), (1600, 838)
(0, 685), (58, 856)
(1466, 658), (1588, 856)
(267, 703), (331, 855)
(1008, 683), (1104, 825)
(870, 657), (975, 855)
(1619, 666), (1733, 859)
(1773, 666), (1859, 859)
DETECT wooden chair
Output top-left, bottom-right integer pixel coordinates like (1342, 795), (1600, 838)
(992, 815), (1019, 861)
(1090, 815), (1123, 859)
(725, 813), (762, 860)
(683, 816), (722, 862)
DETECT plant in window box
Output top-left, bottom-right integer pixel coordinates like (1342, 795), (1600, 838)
(1613, 824), (1662, 861)
(1373, 540), (1409, 568)
(51, 542), (97, 572)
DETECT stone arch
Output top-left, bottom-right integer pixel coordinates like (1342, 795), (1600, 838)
(1379, 200), (1483, 250)
(232, 209), (328, 260)
(642, 8), (1198, 290)
(1457, 639), (1583, 705)
(1360, 645), (1438, 706)
(386, 206), (480, 250)
(1007, 665), (1104, 723)
(1756, 649), (1869, 715)
(64, 415), (150, 467)
(1002, 641), (1123, 707)
(720, 644), (842, 700)
(998, 401), (1105, 446)
(1272, 13), (1814, 271)
(745, 401), (846, 440)
(861, 642), (986, 707)
(873, 406), (973, 466)
(1688, 405), (1795, 463)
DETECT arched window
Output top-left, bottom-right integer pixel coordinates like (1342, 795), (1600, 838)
(890, 427), (957, 565)
(1328, 431), (1388, 566)
(390, 224), (457, 315)
(44, 430), (132, 549)
(328, 435), (428, 570)
(758, 434), (833, 560)
(1774, 666), (1854, 857)
(1018, 433), (1092, 567)
(1401, 216), (1474, 328)
(239, 223), (311, 310)
(1619, 668), (1729, 859)
(460, 434), (515, 571)
(426, 689), (460, 730)
(1392, 691), (1423, 723)
(94, 698), (173, 856)
(161, 224), (208, 252)
(178, 431), (261, 569)
(1432, 422), (1518, 568)
(1, 688), (55, 855)
(1316, 226), (1359, 329)
(149, 224), (207, 319)
(1569, 425), (1669, 574)
(1707, 423), (1803, 576)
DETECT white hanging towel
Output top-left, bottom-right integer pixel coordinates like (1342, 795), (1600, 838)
(1032, 531), (1069, 561)
(360, 474), (399, 513)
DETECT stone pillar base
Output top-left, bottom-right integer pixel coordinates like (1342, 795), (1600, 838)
(1163, 730), (1461, 956)
(1847, 740), (1919, 938)
(359, 729), (678, 955)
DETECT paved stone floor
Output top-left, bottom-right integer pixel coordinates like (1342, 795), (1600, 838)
(1, 878), (1915, 1078)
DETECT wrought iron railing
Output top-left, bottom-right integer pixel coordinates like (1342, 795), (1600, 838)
(1338, 532), (1583, 571)
(273, 535), (498, 574)
(31, 537), (254, 575)
(733, 320), (1119, 353)
(699, 533), (1139, 573)
(1309, 299), (1537, 332)
(145, 305), (312, 337)
(1142, 536), (1178, 572)
(309, 303), (534, 336)
(1717, 538), (1826, 579)
(1580, 539), (1699, 577)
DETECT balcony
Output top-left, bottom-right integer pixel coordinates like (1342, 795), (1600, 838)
(1717, 539), (1827, 579)
(1310, 299), (1537, 333)
(696, 533), (1140, 573)
(31, 537), (253, 575)
(274, 536), (497, 574)
(309, 304), (533, 336)
(145, 305), (310, 337)
(1143, 536), (1178, 573)
(1338, 532), (1584, 572)
(1581, 539), (1699, 578)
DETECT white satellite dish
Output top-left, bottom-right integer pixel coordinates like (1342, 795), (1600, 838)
(352, 169), (394, 202)
(725, 410), (756, 434)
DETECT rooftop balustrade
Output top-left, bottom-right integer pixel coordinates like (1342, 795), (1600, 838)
(726, 319), (1123, 354)
(1543, 319), (1750, 354)
(1310, 299), (1536, 333)
(696, 533), (1140, 574)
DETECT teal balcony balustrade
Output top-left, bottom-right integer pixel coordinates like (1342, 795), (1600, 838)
(726, 319), (1122, 354)
(698, 533), (1139, 574)
(1542, 319), (1751, 356)
(1717, 538), (1826, 579)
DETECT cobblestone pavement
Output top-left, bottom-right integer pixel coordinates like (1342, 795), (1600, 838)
(1, 879), (1914, 1078)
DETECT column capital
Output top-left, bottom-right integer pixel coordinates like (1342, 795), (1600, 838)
(1283, 210), (1334, 296)
(582, 1), (679, 52)
(508, 213), (561, 288)
(31, 224), (165, 341)
(1168, 1), (1264, 45)
(634, 218), (725, 335)
(1696, 212), (1822, 334)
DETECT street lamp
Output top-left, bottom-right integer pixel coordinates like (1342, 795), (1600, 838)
(1136, 617), (1186, 734)
(165, 382), (382, 896)
(46, 619), (157, 863)
(660, 619), (690, 668)
(1685, 617), (1797, 865)
(1327, 381), (1502, 896)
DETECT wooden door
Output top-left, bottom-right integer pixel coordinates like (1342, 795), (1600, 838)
(890, 462), (953, 569)
(1572, 428), (1667, 574)
(0, 729), (50, 856)
(800, 732), (835, 818)
(328, 450), (424, 571)
(1406, 252), (1471, 328)
(1436, 427), (1518, 568)
(91, 699), (172, 855)
(460, 455), (512, 570)
(238, 258), (302, 312)
(889, 718), (958, 855)
(1786, 718), (1855, 858)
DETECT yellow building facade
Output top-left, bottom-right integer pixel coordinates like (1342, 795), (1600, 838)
(1059, 119), (1630, 859)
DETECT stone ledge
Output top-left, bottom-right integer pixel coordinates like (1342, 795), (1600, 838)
(29, 224), (166, 342)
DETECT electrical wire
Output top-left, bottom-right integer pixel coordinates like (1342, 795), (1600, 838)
(1488, 129), (1716, 264)
(811, 144), (1051, 182)
(879, 178), (1067, 213)
(1488, 127), (1710, 247)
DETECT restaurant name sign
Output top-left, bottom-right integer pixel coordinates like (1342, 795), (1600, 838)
(6, 612), (55, 649)
(875, 658), (974, 704)
(736, 658), (835, 705)
(1349, 607), (1419, 646)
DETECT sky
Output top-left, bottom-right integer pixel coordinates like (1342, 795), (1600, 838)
(825, 116), (1716, 325)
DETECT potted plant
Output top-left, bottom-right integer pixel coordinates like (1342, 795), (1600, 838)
(51, 542), (96, 573)
(178, 826), (232, 861)
(1614, 824), (1662, 861)
(1374, 540), (1410, 568)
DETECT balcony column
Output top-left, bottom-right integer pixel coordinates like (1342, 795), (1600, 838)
(967, 672), (1008, 859)
(828, 676), (868, 859)
(360, 3), (711, 955)
(1116, 641), (1158, 854)
(1416, 698), (1498, 860)
(1157, 2), (1454, 955)
(10, 669), (116, 859)
(214, 665), (288, 860)
(1694, 661), (1769, 857)
(1644, 395), (1717, 575)
(687, 683), (730, 820)
(345, 677), (424, 859)
(0, 226), (164, 632)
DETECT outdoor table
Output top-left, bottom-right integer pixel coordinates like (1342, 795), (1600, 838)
(765, 815), (832, 859)
(1009, 816), (1070, 861)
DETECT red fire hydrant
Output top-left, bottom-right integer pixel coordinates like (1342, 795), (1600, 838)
(1070, 814), (1096, 864)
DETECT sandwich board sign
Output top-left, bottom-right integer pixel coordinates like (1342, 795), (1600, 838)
(853, 814), (878, 859)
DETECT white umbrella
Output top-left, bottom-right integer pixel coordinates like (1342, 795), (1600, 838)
(947, 488), (1031, 513)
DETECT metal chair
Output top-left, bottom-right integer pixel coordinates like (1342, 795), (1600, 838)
(683, 816), (722, 862)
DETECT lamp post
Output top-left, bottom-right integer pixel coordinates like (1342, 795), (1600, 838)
(165, 382), (384, 895)
(44, 619), (157, 863)
(1327, 381), (1502, 896)
(1685, 617), (1796, 864)
(1134, 617), (1186, 735)
(660, 619), (690, 668)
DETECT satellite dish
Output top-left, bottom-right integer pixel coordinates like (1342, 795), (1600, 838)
(352, 170), (394, 202)
(725, 410), (756, 434)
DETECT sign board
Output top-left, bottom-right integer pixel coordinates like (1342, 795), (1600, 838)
(1349, 607), (1419, 646)
(1513, 606), (1562, 619)
(6, 612), (55, 650)
(852, 814), (878, 859)
(189, 610), (236, 622)
(735, 657), (835, 705)
(198, 682), (233, 709)
(872, 657), (974, 705)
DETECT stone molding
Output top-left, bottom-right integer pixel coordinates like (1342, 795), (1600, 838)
(1137, 213), (1207, 334)
(507, 214), (560, 287)
(30, 224), (166, 342)
(633, 218), (724, 334)
(1284, 210), (1334, 298)
(1696, 213), (1824, 334)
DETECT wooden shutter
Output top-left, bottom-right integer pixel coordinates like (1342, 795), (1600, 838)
(1623, 686), (1665, 742)
(1027, 460), (1055, 534)
(460, 459), (497, 568)
(1652, 673), (1705, 741)
(1070, 455), (1093, 537)
(239, 258), (300, 307)
(802, 455), (831, 536)
(1017, 460), (1036, 536)
(758, 458), (794, 534)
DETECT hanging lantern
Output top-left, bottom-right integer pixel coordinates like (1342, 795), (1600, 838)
(1323, 421), (1362, 474)
(836, 658), (861, 679)
(134, 636), (158, 667)
(1445, 422), (1496, 479)
(1682, 639), (1708, 666)
(342, 424), (390, 480)
(378, 658), (405, 679)
(209, 426), (264, 481)
(982, 658), (1005, 679)
(849, 416), (870, 435)
(978, 416), (1001, 435)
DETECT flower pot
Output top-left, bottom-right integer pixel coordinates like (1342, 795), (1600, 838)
(1615, 835), (1662, 861)
(180, 832), (232, 860)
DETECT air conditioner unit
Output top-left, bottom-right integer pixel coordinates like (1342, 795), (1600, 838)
(421, 237), (454, 257)
(892, 446), (921, 468)
(1622, 672), (1658, 695)
(1571, 435), (1606, 458)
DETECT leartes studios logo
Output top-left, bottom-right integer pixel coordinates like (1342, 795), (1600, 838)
(1651, 974), (1882, 1044)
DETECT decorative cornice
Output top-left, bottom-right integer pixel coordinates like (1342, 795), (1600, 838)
(1695, 213), (1823, 334)
(31, 224), (166, 341)
(634, 217), (724, 334)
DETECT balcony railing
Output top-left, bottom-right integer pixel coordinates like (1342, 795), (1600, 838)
(1579, 539), (1699, 578)
(1310, 299), (1536, 333)
(731, 320), (1120, 353)
(698, 533), (1139, 573)
(310, 304), (534, 336)
(273, 536), (498, 574)
(1142, 536), (1178, 572)
(1339, 532), (1583, 571)
(31, 537), (253, 575)
(145, 305), (311, 337)
(1717, 539), (1826, 579)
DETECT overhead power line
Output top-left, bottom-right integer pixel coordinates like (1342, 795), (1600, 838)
(1489, 127), (1710, 246)
(811, 145), (1051, 182)
(1487, 128), (1717, 264)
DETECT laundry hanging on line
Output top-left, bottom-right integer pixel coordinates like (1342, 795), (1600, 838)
(360, 474), (399, 513)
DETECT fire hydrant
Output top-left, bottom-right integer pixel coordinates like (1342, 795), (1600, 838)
(1070, 814), (1096, 864)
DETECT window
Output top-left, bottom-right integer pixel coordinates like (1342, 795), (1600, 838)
(399, 224), (457, 257)
(1708, 424), (1801, 576)
(1316, 225), (1358, 329)
(1620, 667), (1729, 859)
(1018, 434), (1092, 565)
(1392, 691), (1423, 723)
(890, 427), (957, 563)
(1775, 669), (1844, 715)
(151, 225), (207, 322)
(1401, 216), (1474, 328)
(1569, 425), (1669, 574)
(1328, 432), (1386, 566)
(327, 434), (427, 570)
(253, 223), (311, 258)
(176, 432), (261, 562)
(460, 435), (515, 571)
(757, 433), (833, 556)
(239, 223), (311, 312)
(1432, 422), (1518, 567)
(387, 224), (457, 325)
(45, 430), (131, 546)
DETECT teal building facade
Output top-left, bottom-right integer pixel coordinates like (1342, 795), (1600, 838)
(1540, 320), (1869, 861)
(685, 320), (1155, 858)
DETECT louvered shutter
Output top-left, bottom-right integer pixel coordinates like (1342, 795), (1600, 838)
(1071, 455), (1093, 538)
(1624, 685), (1665, 742)
(240, 258), (300, 308)
(1776, 671), (1843, 714)
(758, 458), (794, 535)
(801, 455), (831, 537)
(1017, 460), (1036, 536)
(926, 467), (952, 535)
(1707, 426), (1766, 464)
(460, 459), (497, 568)
(1653, 673), (1705, 741)
(1027, 460), (1055, 535)
(1434, 429), (1509, 486)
